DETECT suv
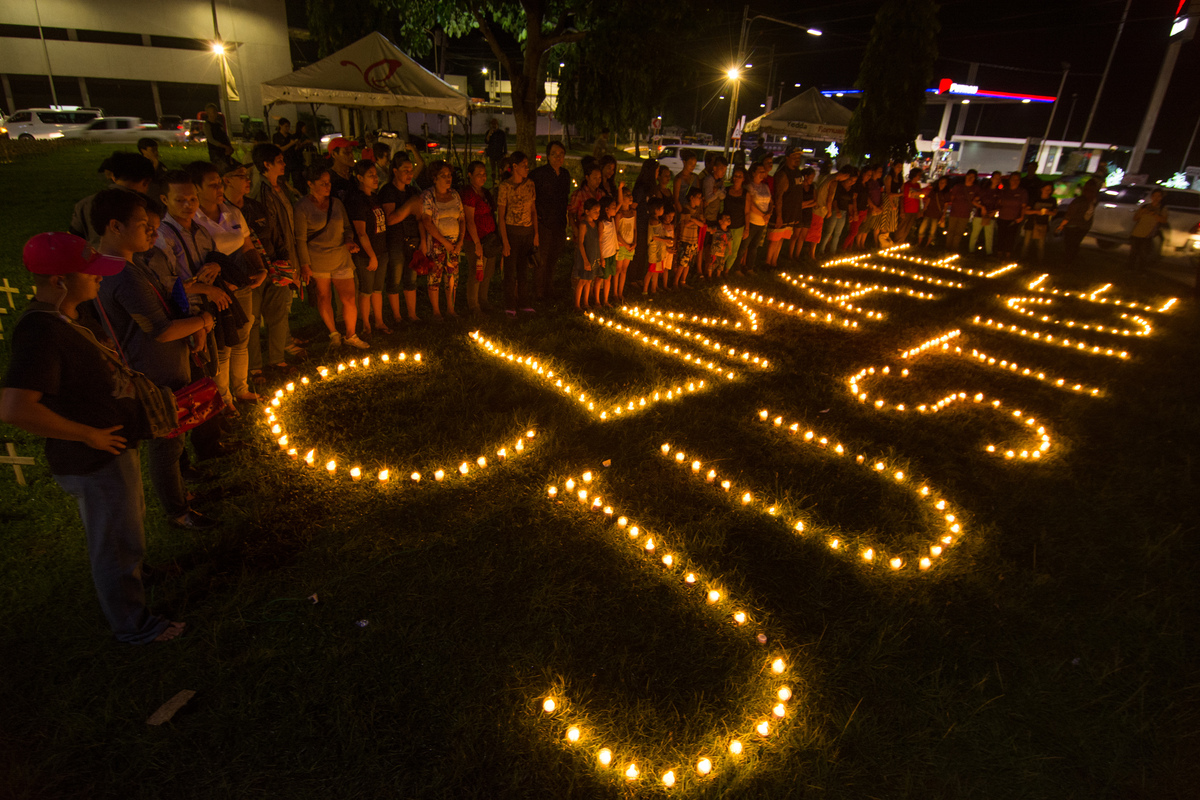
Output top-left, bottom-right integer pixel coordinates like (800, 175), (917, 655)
(657, 144), (747, 173)
(3, 107), (103, 139)
(1090, 184), (1200, 257)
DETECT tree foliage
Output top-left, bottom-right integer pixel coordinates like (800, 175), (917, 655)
(305, 0), (589, 156)
(554, 1), (699, 145)
(845, 0), (940, 161)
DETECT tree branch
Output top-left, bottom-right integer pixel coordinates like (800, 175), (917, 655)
(469, 3), (517, 77)
(542, 30), (587, 48)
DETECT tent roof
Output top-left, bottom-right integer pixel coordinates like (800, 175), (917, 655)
(261, 32), (468, 117)
(744, 88), (853, 140)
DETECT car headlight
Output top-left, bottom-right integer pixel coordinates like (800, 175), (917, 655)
(46, 132), (64, 139)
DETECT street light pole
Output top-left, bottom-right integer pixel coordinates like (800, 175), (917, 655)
(1035, 62), (1069, 171)
(1078, 0), (1130, 152)
(723, 5), (750, 157)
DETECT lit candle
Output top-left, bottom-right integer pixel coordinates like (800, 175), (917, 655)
(778, 686), (792, 701)
(477, 456), (487, 468)
(733, 611), (746, 624)
(435, 470), (445, 481)
(773, 703), (786, 718)
(582, 471), (592, 483)
(304, 450), (315, 466)
(598, 749), (612, 766)
(350, 467), (361, 481)
(772, 658), (785, 673)
(756, 721), (770, 736)
(287, 448), (297, 459)
(459, 462), (470, 475)
(707, 590), (720, 603)
(547, 486), (557, 497)
(542, 698), (556, 713)
(662, 770), (675, 787)
(729, 740), (743, 755)
(325, 460), (336, 474)
(567, 727), (580, 742)
(625, 764), (639, 780)
(378, 469), (390, 483)
(706, 469), (716, 482)
(697, 757), (712, 775)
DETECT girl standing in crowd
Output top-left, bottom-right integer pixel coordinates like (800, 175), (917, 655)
(673, 188), (704, 288)
(724, 165), (748, 273)
(1056, 178), (1099, 268)
(378, 157), (425, 324)
(568, 163), (606, 230)
(597, 195), (619, 307)
(345, 160), (390, 336)
(613, 185), (637, 303)
(421, 161), (465, 321)
(461, 161), (500, 316)
(659, 207), (677, 280)
(496, 151), (539, 316)
(1022, 182), (1058, 263)
(599, 155), (619, 199)
(895, 168), (924, 245)
(642, 198), (667, 295)
(656, 165), (675, 205)
(295, 165), (367, 349)
(672, 150), (699, 218)
(855, 165), (885, 251)
(917, 176), (950, 249)
(573, 198), (602, 310)
(743, 162), (772, 274)
(879, 162), (903, 245)
(704, 212), (732, 279)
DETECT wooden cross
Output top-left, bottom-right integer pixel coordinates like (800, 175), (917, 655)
(0, 278), (22, 308)
(1, 442), (36, 486)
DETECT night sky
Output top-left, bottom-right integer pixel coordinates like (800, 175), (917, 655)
(289, 0), (1200, 178)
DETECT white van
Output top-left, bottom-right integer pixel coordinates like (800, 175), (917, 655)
(2, 107), (103, 140)
(656, 144), (747, 174)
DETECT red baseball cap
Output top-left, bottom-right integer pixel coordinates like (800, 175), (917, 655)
(326, 137), (352, 152)
(23, 232), (126, 277)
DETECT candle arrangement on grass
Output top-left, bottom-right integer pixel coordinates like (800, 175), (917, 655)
(619, 306), (772, 368)
(663, 428), (961, 574)
(539, 470), (796, 788)
(721, 286), (861, 329)
(585, 312), (740, 380)
(779, 271), (939, 302)
(260, 351), (537, 486)
(469, 330), (710, 421)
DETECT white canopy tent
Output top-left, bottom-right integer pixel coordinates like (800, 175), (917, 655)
(261, 32), (469, 118)
(744, 88), (853, 142)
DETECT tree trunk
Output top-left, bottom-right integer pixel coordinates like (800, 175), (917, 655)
(510, 72), (540, 158)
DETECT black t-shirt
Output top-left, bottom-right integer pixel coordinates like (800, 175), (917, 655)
(330, 168), (355, 204)
(378, 182), (422, 242)
(530, 164), (572, 231)
(2, 302), (143, 475)
(344, 188), (387, 253)
(485, 129), (506, 159)
(833, 182), (852, 214)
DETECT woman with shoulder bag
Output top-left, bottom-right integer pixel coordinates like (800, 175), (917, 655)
(295, 165), (367, 349)
(460, 161), (500, 316)
(379, 157), (425, 324)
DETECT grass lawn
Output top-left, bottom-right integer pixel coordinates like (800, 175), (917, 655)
(1, 142), (1198, 799)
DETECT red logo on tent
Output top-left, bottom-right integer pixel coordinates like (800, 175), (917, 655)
(341, 59), (403, 90)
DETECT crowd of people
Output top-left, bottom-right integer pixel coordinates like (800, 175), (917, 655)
(0, 123), (1132, 645)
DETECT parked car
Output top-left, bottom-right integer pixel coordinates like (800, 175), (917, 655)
(63, 117), (186, 144)
(1090, 184), (1200, 257)
(179, 119), (207, 143)
(656, 144), (748, 173)
(158, 114), (183, 133)
(2, 107), (103, 139)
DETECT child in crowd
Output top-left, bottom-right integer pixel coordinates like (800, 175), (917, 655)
(673, 188), (704, 288)
(596, 195), (619, 307)
(573, 198), (602, 310)
(704, 212), (732, 280)
(613, 185), (636, 304)
(642, 198), (668, 295)
(659, 207), (677, 287)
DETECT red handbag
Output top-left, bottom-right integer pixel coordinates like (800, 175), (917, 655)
(408, 248), (435, 276)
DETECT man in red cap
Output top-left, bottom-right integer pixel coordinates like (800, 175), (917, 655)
(325, 136), (356, 202)
(0, 230), (187, 644)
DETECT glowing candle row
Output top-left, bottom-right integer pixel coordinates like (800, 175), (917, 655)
(653, 309), (742, 329)
(664, 435), (958, 573)
(1027, 274), (1178, 313)
(722, 286), (860, 329)
(781, 271), (938, 301)
(468, 330), (709, 421)
(822, 257), (966, 288)
(585, 313), (739, 379)
(1003, 296), (1153, 337)
(971, 317), (1130, 359)
(619, 306), (770, 368)
(775, 274), (885, 319)
(871, 243), (1020, 279)
(541, 471), (793, 787)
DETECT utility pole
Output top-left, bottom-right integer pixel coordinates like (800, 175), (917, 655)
(1079, 0), (1130, 151)
(1034, 62), (1069, 171)
(33, 0), (58, 107)
(1127, 2), (1197, 176)
(724, 5), (750, 156)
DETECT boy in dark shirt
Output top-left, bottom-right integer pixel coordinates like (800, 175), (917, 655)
(1, 230), (189, 644)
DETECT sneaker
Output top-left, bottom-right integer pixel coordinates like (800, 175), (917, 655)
(344, 334), (370, 350)
(328, 331), (343, 348)
(169, 509), (220, 531)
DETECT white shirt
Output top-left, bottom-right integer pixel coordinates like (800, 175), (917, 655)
(194, 201), (249, 256)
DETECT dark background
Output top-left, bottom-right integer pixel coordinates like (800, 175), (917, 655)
(286, 0), (1200, 178)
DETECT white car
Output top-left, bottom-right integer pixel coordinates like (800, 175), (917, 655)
(656, 144), (747, 174)
(1091, 184), (1200, 256)
(3, 107), (102, 140)
(62, 117), (186, 144)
